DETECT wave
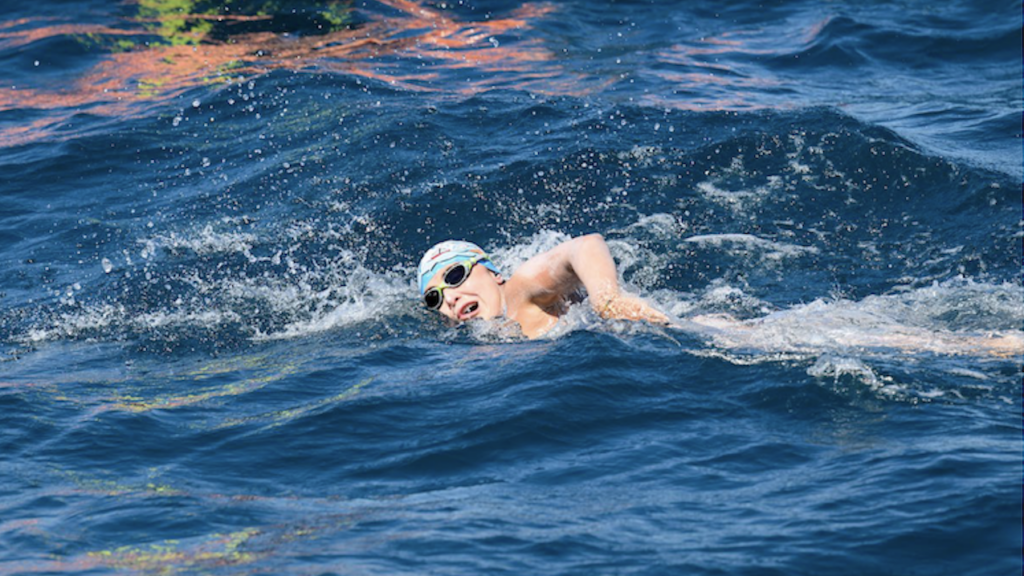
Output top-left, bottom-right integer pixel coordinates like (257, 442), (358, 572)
(0, 77), (1018, 367)
(760, 15), (1022, 70)
(6, 216), (1020, 372)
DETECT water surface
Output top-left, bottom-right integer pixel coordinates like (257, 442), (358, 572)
(0, 1), (1021, 574)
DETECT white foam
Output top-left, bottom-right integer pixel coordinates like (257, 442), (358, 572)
(687, 279), (1024, 359)
(611, 213), (682, 238)
(21, 238), (416, 345)
(807, 356), (884, 388)
(695, 181), (771, 211)
(684, 233), (818, 260)
(24, 304), (121, 342)
(135, 309), (241, 329)
(150, 224), (257, 256)
(616, 145), (663, 166)
(260, 273), (411, 340)
(264, 298), (394, 340)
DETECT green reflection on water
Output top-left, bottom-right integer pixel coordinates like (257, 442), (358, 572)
(78, 0), (353, 51)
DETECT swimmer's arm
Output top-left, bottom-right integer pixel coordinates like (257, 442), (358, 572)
(525, 234), (670, 324)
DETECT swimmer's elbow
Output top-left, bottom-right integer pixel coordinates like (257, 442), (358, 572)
(571, 233), (607, 256)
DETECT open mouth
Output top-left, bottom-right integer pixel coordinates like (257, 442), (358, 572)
(461, 302), (479, 318)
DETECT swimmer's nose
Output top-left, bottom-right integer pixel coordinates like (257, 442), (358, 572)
(444, 291), (460, 312)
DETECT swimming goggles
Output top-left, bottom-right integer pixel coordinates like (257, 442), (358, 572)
(422, 255), (487, 310)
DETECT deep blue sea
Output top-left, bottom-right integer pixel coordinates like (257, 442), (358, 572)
(0, 1), (1021, 574)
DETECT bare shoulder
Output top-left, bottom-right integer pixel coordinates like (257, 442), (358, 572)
(513, 248), (561, 280)
(507, 239), (586, 305)
(517, 235), (603, 274)
(512, 236), (595, 282)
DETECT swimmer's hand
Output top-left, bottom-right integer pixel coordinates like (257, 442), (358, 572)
(597, 294), (671, 325)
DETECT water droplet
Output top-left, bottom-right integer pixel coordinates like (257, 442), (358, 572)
(101, 258), (113, 273)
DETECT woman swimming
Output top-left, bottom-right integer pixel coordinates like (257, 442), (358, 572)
(418, 235), (1023, 357)
(418, 234), (669, 338)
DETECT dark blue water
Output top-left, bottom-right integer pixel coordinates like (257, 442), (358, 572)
(1, 1), (1021, 574)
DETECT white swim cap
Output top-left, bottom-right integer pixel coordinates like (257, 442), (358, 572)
(418, 240), (501, 294)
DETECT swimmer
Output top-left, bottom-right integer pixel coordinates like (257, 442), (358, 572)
(417, 236), (1024, 357)
(418, 234), (669, 338)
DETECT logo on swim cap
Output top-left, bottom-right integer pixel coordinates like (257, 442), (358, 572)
(418, 240), (500, 294)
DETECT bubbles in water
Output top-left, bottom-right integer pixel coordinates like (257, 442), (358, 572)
(808, 356), (881, 386)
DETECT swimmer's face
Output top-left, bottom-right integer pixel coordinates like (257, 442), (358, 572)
(425, 261), (504, 322)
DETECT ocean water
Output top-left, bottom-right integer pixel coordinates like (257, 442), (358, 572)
(0, 1), (1021, 574)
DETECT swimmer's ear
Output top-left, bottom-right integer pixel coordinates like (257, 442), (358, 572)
(493, 272), (505, 285)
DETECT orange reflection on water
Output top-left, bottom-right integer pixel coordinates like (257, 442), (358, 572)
(639, 68), (786, 111)
(315, 1), (561, 93)
(0, 0), (561, 147)
(649, 15), (839, 111)
(0, 23), (140, 50)
(650, 30), (789, 111)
